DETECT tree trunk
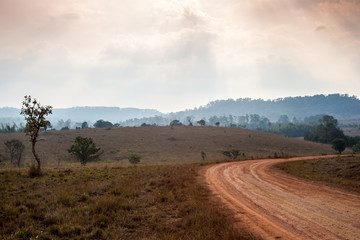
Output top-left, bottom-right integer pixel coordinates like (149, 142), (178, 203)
(31, 140), (41, 171)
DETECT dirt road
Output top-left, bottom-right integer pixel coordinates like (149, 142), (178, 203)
(204, 156), (360, 240)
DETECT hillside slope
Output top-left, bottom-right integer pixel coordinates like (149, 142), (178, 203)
(0, 126), (339, 167)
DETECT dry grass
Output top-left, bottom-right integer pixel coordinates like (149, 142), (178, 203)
(0, 127), (340, 239)
(0, 163), (254, 240)
(0, 126), (338, 167)
(274, 155), (360, 193)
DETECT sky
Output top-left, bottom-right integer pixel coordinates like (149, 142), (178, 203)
(0, 0), (360, 113)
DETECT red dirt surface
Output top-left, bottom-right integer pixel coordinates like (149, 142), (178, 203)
(204, 156), (360, 240)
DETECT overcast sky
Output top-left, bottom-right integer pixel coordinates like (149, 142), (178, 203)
(0, 0), (359, 112)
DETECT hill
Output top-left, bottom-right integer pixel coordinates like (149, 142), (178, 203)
(50, 107), (161, 122)
(172, 94), (360, 121)
(1, 94), (359, 127)
(0, 126), (340, 167)
(0, 126), (348, 239)
(0, 106), (161, 127)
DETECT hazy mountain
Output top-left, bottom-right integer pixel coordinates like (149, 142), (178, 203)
(0, 107), (24, 125)
(0, 106), (162, 126)
(49, 107), (161, 122)
(170, 94), (360, 121)
(1, 94), (359, 127)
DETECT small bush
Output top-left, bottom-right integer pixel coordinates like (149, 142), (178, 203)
(28, 164), (42, 178)
(332, 138), (346, 154)
(222, 151), (232, 159)
(201, 151), (206, 160)
(222, 149), (241, 160)
(128, 153), (141, 164)
(230, 149), (240, 159)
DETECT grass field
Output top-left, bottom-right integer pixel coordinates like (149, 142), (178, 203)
(274, 155), (360, 193)
(0, 163), (258, 240)
(0, 126), (343, 239)
(0, 126), (339, 167)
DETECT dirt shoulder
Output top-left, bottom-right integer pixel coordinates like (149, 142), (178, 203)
(203, 156), (360, 240)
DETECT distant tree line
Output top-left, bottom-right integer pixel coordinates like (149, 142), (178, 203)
(171, 93), (360, 121)
(2, 107), (359, 154)
(303, 115), (360, 153)
(0, 123), (25, 133)
(0, 113), (346, 136)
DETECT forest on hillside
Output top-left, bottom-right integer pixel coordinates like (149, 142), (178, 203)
(172, 94), (360, 121)
(1, 94), (360, 130)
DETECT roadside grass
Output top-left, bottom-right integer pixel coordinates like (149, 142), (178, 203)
(0, 163), (254, 240)
(274, 155), (360, 193)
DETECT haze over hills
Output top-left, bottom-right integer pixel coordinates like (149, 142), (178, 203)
(0, 106), (161, 125)
(1, 94), (359, 127)
(173, 94), (360, 121)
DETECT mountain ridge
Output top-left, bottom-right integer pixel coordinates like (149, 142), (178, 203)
(1, 94), (359, 126)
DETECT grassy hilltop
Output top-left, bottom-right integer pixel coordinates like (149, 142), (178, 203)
(0, 126), (338, 167)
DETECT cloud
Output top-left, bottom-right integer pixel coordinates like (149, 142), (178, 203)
(1, 0), (360, 111)
(315, 25), (327, 31)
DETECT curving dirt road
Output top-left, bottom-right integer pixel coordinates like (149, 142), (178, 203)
(204, 156), (360, 240)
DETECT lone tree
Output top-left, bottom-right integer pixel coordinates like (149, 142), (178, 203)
(197, 120), (206, 126)
(81, 121), (88, 129)
(94, 119), (113, 128)
(42, 120), (52, 131)
(332, 138), (346, 154)
(4, 139), (25, 167)
(128, 153), (141, 164)
(170, 120), (182, 126)
(21, 95), (52, 172)
(68, 136), (103, 165)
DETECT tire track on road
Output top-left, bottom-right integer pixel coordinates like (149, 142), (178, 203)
(204, 156), (360, 240)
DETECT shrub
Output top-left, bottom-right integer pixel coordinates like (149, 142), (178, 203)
(68, 136), (103, 165)
(222, 151), (232, 159)
(352, 143), (360, 153)
(128, 153), (141, 164)
(222, 149), (241, 160)
(230, 149), (240, 160)
(332, 138), (346, 154)
(201, 151), (206, 160)
(4, 139), (25, 167)
(197, 120), (206, 126)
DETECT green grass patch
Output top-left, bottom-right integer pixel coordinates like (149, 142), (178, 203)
(275, 156), (360, 193)
(0, 164), (253, 239)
